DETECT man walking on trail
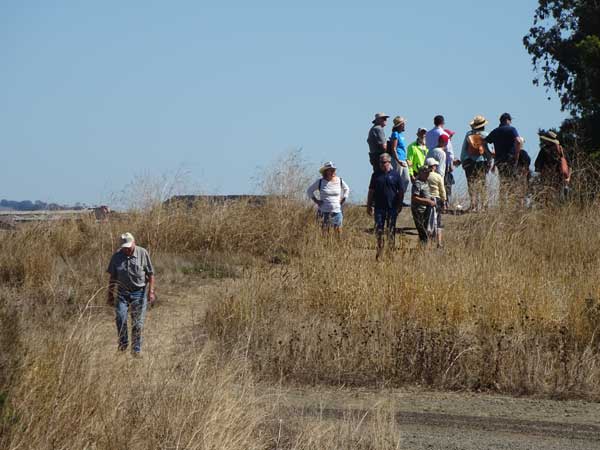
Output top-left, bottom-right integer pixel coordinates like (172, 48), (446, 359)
(367, 153), (404, 260)
(107, 232), (156, 356)
(411, 166), (436, 245)
(485, 113), (523, 201)
(367, 112), (389, 172)
(407, 127), (429, 183)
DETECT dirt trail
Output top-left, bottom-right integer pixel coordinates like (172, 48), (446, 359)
(275, 387), (600, 449)
(94, 256), (600, 449)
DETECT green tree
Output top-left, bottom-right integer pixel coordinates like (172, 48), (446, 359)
(523, 0), (600, 158)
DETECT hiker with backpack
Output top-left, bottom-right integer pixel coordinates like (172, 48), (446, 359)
(306, 161), (350, 233)
(534, 131), (571, 202)
(461, 115), (494, 211)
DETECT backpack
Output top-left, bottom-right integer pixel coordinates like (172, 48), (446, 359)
(318, 177), (343, 189)
(318, 177), (344, 202)
(467, 133), (486, 157)
(557, 144), (570, 181)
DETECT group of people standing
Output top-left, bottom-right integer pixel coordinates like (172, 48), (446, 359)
(306, 111), (571, 258)
(366, 113), (456, 257)
(106, 113), (572, 356)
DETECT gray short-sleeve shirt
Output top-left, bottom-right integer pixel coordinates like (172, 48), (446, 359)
(367, 125), (386, 154)
(107, 245), (154, 291)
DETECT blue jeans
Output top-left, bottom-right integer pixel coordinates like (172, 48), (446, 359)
(115, 288), (147, 353)
(374, 208), (398, 235)
(318, 211), (343, 228)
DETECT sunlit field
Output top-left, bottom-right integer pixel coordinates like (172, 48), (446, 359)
(1, 160), (600, 448)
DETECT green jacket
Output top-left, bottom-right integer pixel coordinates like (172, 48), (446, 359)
(407, 141), (428, 176)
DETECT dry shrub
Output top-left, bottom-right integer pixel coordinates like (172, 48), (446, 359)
(206, 203), (600, 399)
(135, 198), (316, 260)
(255, 148), (313, 201)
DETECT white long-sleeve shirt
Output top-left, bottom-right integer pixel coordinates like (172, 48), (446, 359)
(306, 176), (350, 213)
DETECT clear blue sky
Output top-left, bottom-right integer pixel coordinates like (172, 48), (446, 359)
(1, 1), (565, 205)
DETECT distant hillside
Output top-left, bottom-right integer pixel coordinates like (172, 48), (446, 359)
(0, 199), (88, 211)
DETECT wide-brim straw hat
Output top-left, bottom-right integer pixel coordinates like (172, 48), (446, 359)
(392, 116), (405, 128)
(372, 112), (390, 124)
(319, 161), (337, 175)
(470, 115), (488, 130)
(539, 130), (560, 146)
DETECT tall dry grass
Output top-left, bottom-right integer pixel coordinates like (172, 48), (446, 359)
(2, 335), (268, 449)
(0, 192), (405, 449)
(0, 290), (401, 450)
(2, 152), (600, 447)
(205, 202), (600, 399)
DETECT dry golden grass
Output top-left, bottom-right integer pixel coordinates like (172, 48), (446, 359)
(1, 154), (600, 447)
(204, 202), (600, 399)
(0, 198), (404, 449)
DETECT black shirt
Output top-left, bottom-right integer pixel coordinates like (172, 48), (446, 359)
(486, 124), (520, 162)
(369, 169), (403, 209)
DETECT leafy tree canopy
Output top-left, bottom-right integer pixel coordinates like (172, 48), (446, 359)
(524, 1), (600, 159)
(523, 0), (600, 115)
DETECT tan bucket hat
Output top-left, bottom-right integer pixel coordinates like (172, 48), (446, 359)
(372, 112), (390, 124)
(469, 115), (488, 130)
